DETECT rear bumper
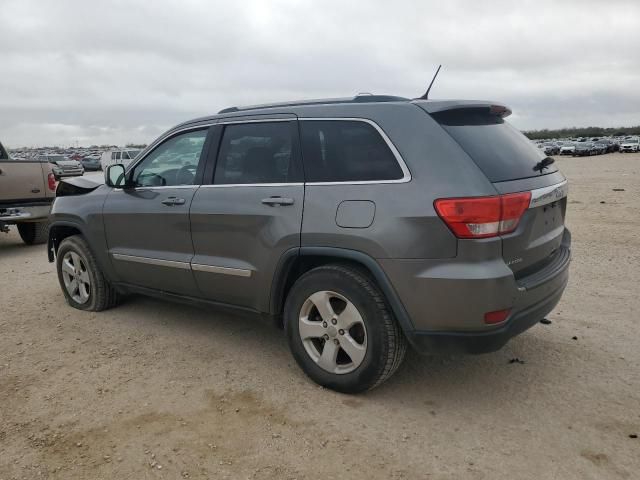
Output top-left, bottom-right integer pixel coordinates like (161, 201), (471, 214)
(380, 230), (571, 355)
(406, 266), (568, 354)
(0, 204), (52, 223)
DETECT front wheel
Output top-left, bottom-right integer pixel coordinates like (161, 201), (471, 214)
(284, 264), (407, 393)
(56, 235), (120, 311)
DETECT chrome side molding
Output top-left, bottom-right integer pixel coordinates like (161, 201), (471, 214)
(112, 253), (252, 277)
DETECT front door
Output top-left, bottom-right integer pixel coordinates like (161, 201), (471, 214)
(190, 120), (304, 312)
(103, 127), (211, 295)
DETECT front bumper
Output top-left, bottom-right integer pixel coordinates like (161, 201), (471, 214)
(53, 168), (84, 177)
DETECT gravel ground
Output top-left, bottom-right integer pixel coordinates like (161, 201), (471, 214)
(1, 152), (639, 479)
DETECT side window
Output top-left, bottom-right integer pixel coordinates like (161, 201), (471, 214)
(132, 129), (208, 187)
(121, 151), (130, 160)
(300, 120), (404, 182)
(214, 122), (300, 185)
(111, 152), (119, 160)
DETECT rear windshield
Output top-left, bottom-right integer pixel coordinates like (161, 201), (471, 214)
(431, 108), (558, 182)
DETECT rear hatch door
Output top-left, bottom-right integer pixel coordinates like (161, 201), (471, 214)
(422, 103), (569, 278)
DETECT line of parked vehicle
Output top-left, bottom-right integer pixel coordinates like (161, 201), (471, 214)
(9, 148), (142, 180)
(534, 136), (640, 157)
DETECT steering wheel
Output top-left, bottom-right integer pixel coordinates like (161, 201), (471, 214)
(176, 164), (197, 185)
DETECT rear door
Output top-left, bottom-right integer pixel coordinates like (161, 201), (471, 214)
(189, 118), (304, 311)
(427, 106), (569, 276)
(103, 127), (212, 295)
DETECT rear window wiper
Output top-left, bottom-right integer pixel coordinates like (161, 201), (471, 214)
(533, 157), (555, 172)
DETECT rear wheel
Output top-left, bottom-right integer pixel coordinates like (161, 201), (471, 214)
(17, 221), (49, 245)
(284, 264), (407, 393)
(56, 235), (120, 311)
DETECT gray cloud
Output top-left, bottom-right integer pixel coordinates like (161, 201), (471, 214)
(1, 0), (639, 146)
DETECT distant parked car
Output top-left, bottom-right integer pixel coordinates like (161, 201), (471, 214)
(558, 142), (576, 155)
(36, 154), (84, 179)
(619, 138), (640, 153)
(539, 142), (560, 155)
(81, 155), (102, 171)
(595, 140), (615, 154)
(100, 149), (142, 171)
(573, 142), (596, 156)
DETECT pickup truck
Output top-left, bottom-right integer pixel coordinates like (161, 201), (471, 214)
(0, 141), (56, 244)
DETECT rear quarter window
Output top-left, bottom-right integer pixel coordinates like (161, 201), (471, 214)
(431, 108), (558, 182)
(300, 120), (404, 182)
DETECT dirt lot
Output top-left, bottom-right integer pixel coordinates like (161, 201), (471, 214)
(1, 152), (639, 479)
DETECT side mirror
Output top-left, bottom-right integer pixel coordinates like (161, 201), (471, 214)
(105, 164), (128, 188)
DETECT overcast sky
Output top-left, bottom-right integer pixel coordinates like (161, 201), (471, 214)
(1, 0), (639, 147)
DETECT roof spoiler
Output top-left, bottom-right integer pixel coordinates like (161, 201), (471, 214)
(415, 100), (512, 118)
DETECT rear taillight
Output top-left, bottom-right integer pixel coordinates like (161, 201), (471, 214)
(47, 172), (56, 191)
(434, 192), (531, 239)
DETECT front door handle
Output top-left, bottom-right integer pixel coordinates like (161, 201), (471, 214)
(161, 197), (186, 206)
(261, 196), (294, 206)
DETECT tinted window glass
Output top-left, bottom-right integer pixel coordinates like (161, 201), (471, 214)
(431, 108), (558, 182)
(0, 143), (7, 160)
(214, 122), (299, 184)
(132, 129), (207, 187)
(300, 120), (403, 182)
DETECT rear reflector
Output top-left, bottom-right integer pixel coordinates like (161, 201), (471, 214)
(484, 309), (511, 324)
(47, 172), (56, 191)
(434, 192), (531, 239)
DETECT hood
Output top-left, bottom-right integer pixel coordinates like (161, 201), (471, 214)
(56, 174), (104, 196)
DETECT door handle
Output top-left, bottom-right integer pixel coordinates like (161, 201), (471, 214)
(261, 196), (294, 206)
(161, 197), (186, 206)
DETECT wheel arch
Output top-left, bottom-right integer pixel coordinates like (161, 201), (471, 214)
(270, 246), (415, 337)
(47, 221), (86, 262)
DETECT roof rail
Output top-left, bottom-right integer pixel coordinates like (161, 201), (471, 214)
(218, 94), (409, 114)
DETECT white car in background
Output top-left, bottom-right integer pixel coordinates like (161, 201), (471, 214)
(100, 149), (142, 170)
(558, 141), (576, 155)
(619, 138), (639, 153)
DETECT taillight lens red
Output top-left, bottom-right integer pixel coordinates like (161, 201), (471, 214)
(47, 172), (56, 191)
(434, 192), (531, 239)
(484, 308), (511, 324)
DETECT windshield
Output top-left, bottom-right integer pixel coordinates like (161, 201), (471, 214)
(431, 108), (558, 182)
(126, 150), (141, 158)
(47, 155), (68, 162)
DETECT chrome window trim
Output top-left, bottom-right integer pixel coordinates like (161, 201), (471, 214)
(199, 182), (303, 189)
(111, 253), (191, 270)
(125, 117), (412, 188)
(113, 185), (198, 192)
(528, 180), (569, 209)
(299, 117), (412, 185)
(191, 263), (252, 277)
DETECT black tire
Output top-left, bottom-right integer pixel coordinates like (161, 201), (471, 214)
(284, 264), (407, 393)
(56, 235), (120, 311)
(17, 221), (49, 245)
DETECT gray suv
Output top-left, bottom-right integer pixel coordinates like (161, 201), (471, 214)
(48, 95), (571, 393)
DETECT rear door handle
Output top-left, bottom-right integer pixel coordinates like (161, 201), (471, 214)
(261, 196), (294, 206)
(161, 197), (186, 206)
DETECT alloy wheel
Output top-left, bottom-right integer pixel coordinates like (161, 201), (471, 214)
(61, 251), (91, 304)
(298, 290), (367, 374)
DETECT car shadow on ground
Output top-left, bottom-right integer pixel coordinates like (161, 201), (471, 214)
(108, 292), (562, 407)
